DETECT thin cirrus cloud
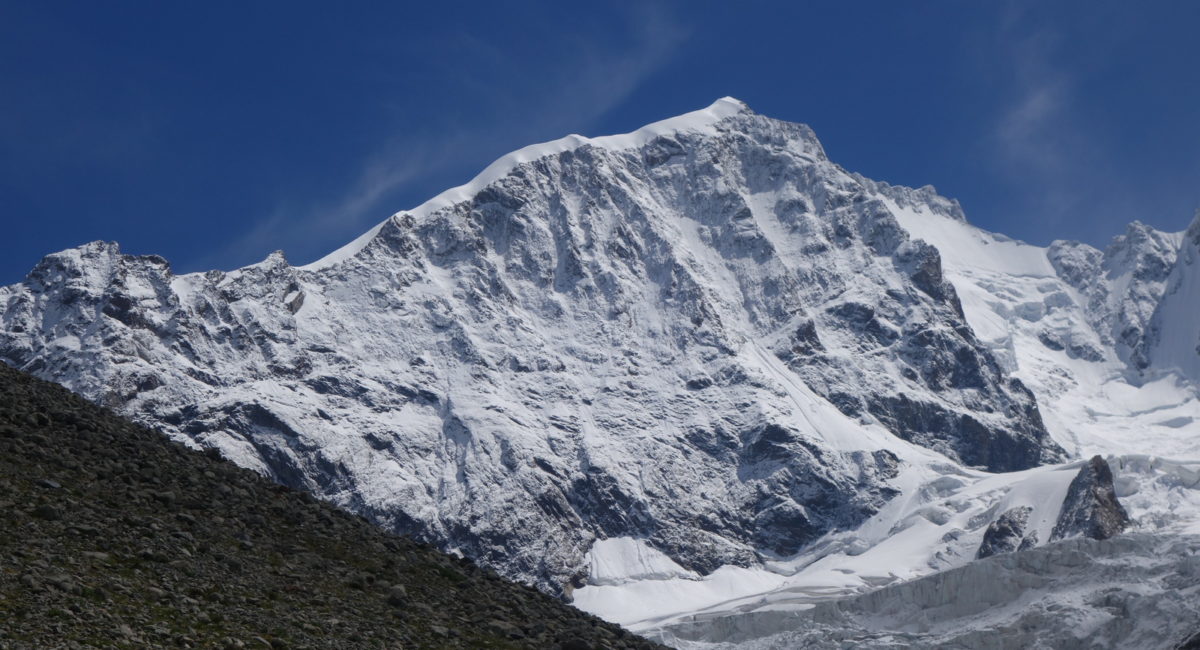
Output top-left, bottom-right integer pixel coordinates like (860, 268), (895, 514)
(986, 18), (1089, 232)
(980, 1), (1197, 243)
(206, 6), (688, 272)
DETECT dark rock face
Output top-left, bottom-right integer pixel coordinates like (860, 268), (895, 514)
(1177, 631), (1200, 650)
(860, 386), (1055, 473)
(1051, 455), (1131, 542)
(976, 505), (1034, 559)
(0, 361), (661, 649)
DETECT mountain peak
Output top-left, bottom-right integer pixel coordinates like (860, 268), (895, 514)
(304, 97), (758, 270)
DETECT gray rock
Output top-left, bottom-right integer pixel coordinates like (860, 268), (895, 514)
(47, 572), (77, 593)
(1177, 631), (1200, 649)
(32, 504), (60, 520)
(386, 585), (407, 606)
(19, 574), (39, 590)
(976, 506), (1034, 559)
(1051, 455), (1131, 541)
(487, 619), (525, 639)
(1017, 530), (1039, 551)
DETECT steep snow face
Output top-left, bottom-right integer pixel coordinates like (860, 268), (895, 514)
(1147, 212), (1200, 382)
(889, 203), (1200, 460)
(0, 100), (1062, 594)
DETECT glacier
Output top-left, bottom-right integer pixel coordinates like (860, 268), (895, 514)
(2, 98), (1199, 646)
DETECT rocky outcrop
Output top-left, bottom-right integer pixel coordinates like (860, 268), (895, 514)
(1051, 455), (1131, 542)
(976, 506), (1036, 559)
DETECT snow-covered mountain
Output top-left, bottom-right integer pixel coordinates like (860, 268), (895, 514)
(3, 99), (1199, 645)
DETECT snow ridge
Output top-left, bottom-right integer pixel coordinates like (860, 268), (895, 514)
(303, 97), (751, 270)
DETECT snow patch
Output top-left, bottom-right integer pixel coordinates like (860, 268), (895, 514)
(585, 538), (700, 587)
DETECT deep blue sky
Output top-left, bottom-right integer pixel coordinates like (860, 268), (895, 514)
(2, 1), (1198, 282)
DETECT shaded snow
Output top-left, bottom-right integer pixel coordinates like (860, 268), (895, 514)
(1149, 215), (1200, 382)
(890, 202), (1200, 460)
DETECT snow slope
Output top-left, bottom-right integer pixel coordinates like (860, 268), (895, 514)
(1148, 212), (1200, 382)
(576, 454), (1200, 636)
(890, 202), (1200, 459)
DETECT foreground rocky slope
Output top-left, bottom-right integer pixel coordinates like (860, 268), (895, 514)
(0, 362), (660, 649)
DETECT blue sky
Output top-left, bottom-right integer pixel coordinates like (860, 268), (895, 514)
(2, 1), (1198, 282)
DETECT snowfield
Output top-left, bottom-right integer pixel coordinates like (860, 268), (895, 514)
(3, 98), (1199, 647)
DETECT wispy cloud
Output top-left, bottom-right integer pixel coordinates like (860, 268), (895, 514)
(206, 143), (449, 270)
(986, 11), (1086, 226)
(981, 1), (1177, 243)
(995, 81), (1066, 173)
(205, 4), (687, 271)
